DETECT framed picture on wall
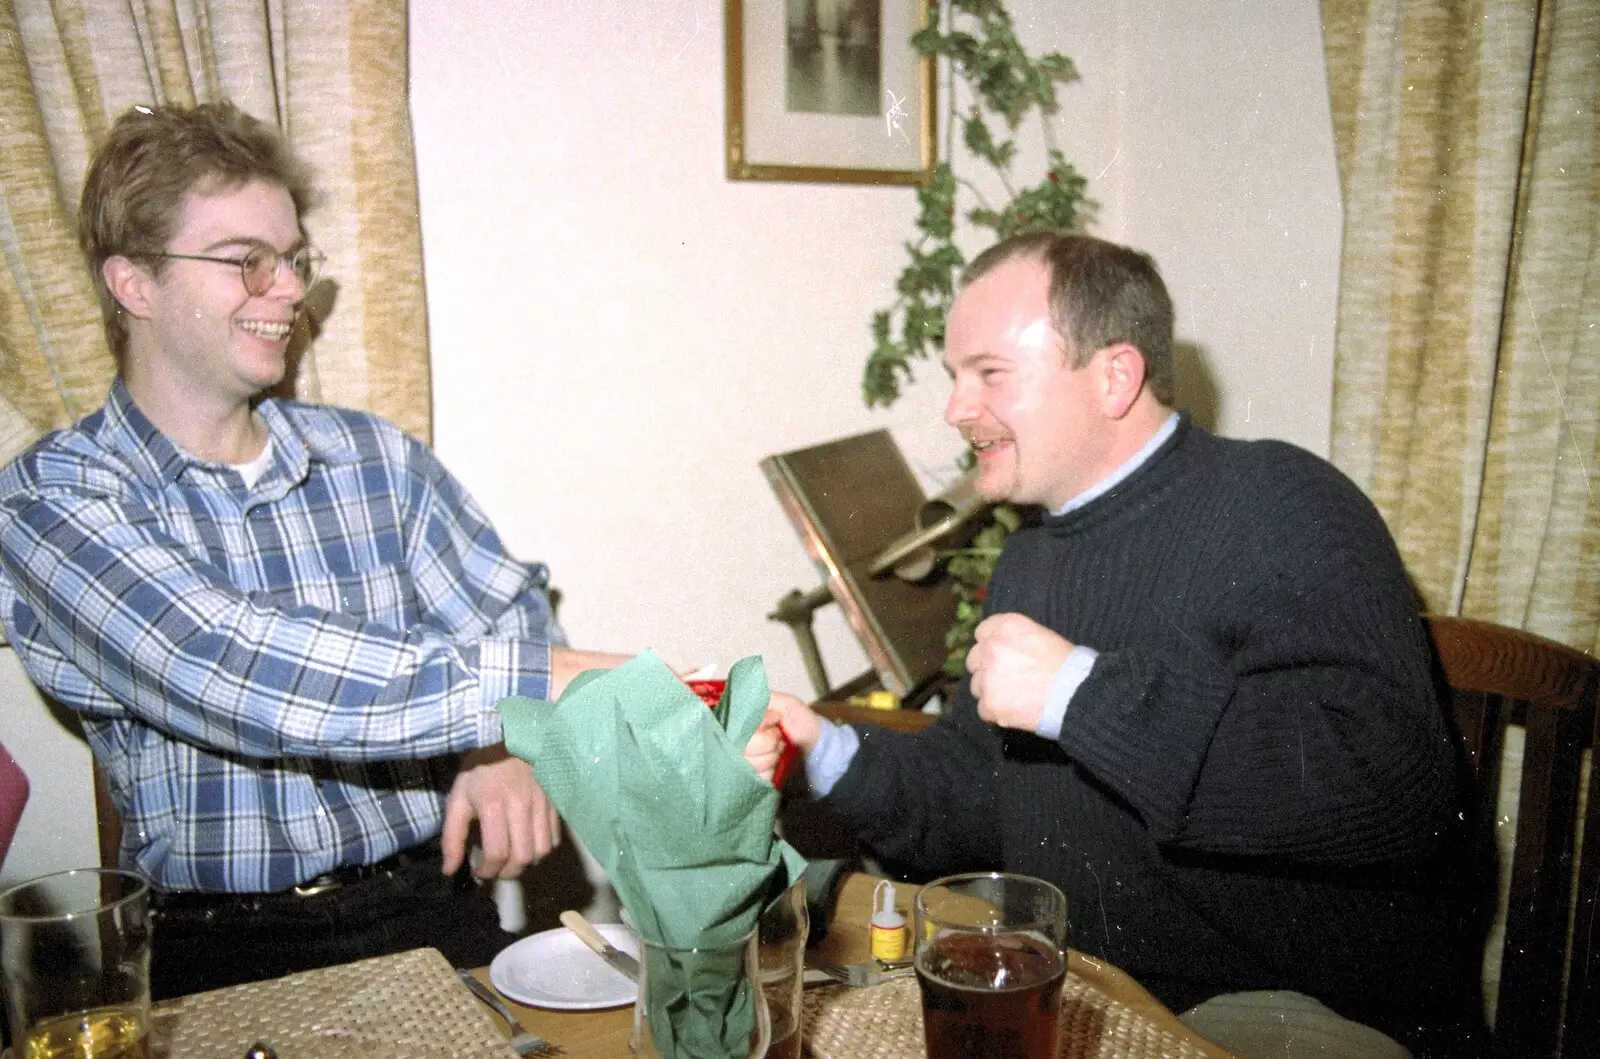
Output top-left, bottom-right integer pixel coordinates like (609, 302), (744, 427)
(726, 0), (937, 186)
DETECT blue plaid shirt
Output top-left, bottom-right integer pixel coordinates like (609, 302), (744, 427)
(0, 381), (558, 892)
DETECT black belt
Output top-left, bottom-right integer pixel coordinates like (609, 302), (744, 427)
(151, 837), (444, 912)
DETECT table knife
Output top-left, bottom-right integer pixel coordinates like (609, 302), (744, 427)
(559, 909), (642, 982)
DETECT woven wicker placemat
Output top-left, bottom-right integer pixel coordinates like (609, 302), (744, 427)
(151, 947), (514, 1058)
(803, 971), (1213, 1059)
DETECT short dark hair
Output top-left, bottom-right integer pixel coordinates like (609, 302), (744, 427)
(961, 231), (1175, 405)
(78, 102), (317, 361)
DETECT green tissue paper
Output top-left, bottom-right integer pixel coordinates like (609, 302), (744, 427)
(497, 651), (806, 1058)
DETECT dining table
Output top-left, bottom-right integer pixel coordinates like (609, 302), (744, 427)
(148, 868), (1233, 1057)
(466, 870), (1235, 1059)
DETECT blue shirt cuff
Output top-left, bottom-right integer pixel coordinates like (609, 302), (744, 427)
(1037, 646), (1098, 740)
(806, 719), (861, 796)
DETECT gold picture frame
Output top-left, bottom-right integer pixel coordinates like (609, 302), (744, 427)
(726, 0), (937, 186)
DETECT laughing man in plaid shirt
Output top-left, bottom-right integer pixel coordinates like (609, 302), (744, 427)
(0, 102), (785, 1000)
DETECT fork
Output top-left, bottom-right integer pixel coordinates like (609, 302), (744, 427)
(812, 958), (915, 988)
(456, 970), (559, 1056)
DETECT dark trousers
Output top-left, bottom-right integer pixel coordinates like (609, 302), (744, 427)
(149, 846), (515, 1001)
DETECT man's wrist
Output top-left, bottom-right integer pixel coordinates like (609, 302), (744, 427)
(806, 719), (860, 796)
(1037, 646), (1098, 739)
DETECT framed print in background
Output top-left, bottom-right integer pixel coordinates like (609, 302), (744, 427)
(726, 0), (936, 186)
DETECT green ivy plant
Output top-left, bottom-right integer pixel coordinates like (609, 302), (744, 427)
(937, 501), (1023, 676)
(865, 0), (1088, 677)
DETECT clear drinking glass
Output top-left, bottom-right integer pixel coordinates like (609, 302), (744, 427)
(0, 868), (153, 1059)
(914, 872), (1069, 1059)
(630, 927), (770, 1059)
(755, 875), (808, 1059)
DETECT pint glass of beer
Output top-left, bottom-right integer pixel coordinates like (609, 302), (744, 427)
(914, 872), (1068, 1059)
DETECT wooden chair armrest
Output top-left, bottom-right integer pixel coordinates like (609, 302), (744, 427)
(814, 703), (938, 733)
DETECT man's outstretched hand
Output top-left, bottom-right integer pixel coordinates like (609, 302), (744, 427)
(771, 690), (824, 754)
(744, 704), (788, 782)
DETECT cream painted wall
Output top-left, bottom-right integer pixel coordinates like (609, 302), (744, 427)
(1108, 2), (1342, 449)
(412, 0), (941, 696)
(0, 651), (98, 887)
(410, 0), (1342, 698)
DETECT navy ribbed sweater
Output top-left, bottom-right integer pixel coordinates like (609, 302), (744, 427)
(825, 416), (1479, 1038)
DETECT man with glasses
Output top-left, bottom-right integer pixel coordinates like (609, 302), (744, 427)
(0, 102), (709, 998)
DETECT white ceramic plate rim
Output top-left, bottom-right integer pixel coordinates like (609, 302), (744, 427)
(489, 922), (639, 1010)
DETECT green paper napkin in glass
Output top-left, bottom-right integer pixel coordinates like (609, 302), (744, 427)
(496, 651), (806, 1057)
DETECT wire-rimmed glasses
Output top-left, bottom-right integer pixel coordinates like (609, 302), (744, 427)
(143, 244), (326, 297)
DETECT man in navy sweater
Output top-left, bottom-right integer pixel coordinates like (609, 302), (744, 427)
(778, 232), (1482, 1056)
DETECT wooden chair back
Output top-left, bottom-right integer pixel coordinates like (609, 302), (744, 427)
(1425, 614), (1600, 1057)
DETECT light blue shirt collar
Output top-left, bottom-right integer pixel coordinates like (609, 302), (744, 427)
(1051, 412), (1180, 517)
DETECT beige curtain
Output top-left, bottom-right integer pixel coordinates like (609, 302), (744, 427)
(0, 0), (432, 457)
(1323, 0), (1598, 1029)
(1322, 0), (1598, 656)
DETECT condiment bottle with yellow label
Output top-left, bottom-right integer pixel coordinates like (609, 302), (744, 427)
(870, 879), (908, 961)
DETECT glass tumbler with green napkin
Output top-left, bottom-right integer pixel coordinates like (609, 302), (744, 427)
(497, 651), (807, 1058)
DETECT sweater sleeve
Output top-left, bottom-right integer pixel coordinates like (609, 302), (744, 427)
(1055, 446), (1454, 865)
(821, 699), (1006, 873)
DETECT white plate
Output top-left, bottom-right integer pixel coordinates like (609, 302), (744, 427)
(489, 923), (640, 1010)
